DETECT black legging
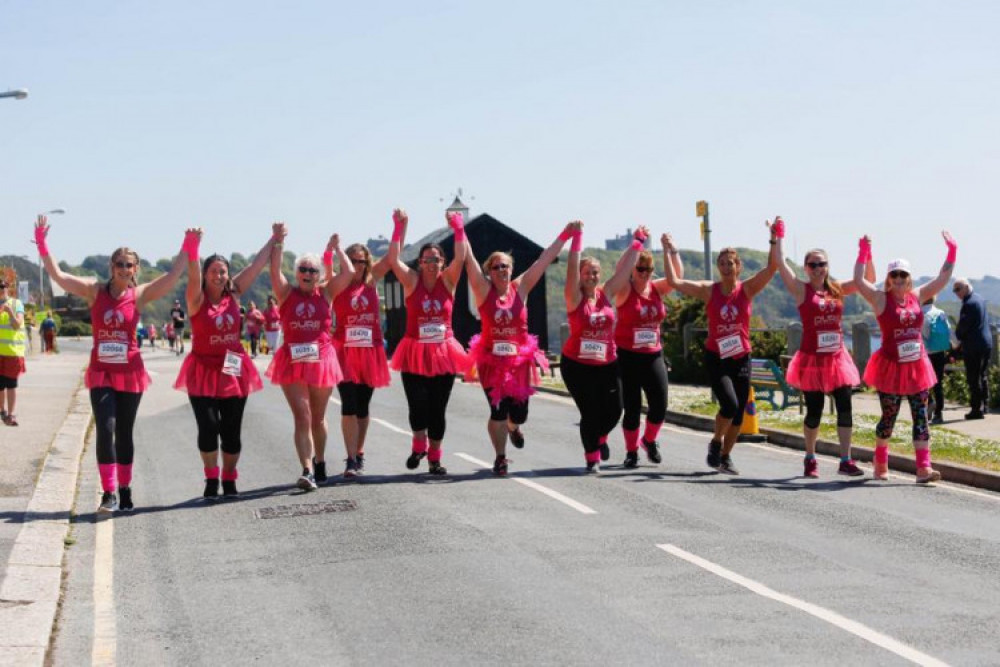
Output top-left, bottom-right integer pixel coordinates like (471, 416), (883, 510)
(618, 348), (668, 430)
(482, 387), (529, 423)
(560, 355), (623, 453)
(964, 349), (992, 413)
(189, 395), (248, 454)
(400, 372), (456, 441)
(928, 351), (947, 416)
(704, 351), (750, 426)
(803, 386), (853, 429)
(90, 388), (143, 465)
(249, 333), (260, 356)
(338, 382), (375, 418)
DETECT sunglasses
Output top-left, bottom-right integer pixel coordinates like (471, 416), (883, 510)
(297, 266), (320, 274)
(635, 266), (654, 274)
(491, 263), (511, 271)
(421, 258), (443, 265)
(351, 258), (368, 265)
(114, 261), (136, 269)
(888, 270), (909, 279)
(806, 261), (828, 269)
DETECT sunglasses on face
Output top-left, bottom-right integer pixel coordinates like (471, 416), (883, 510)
(491, 264), (511, 271)
(889, 271), (909, 279)
(350, 258), (367, 265)
(635, 266), (654, 274)
(806, 261), (828, 269)
(421, 258), (443, 265)
(114, 261), (136, 269)
(297, 266), (320, 275)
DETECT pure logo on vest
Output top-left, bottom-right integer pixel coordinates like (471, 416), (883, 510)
(494, 304), (513, 325)
(899, 307), (917, 326)
(295, 302), (317, 318)
(214, 313), (235, 330)
(291, 300), (321, 330)
(719, 304), (738, 322)
(103, 309), (126, 327)
(350, 293), (370, 312)
(421, 297), (442, 314)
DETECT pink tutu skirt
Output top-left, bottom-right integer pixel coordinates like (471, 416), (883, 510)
(464, 334), (550, 406)
(862, 349), (937, 395)
(333, 341), (391, 388)
(85, 367), (151, 393)
(390, 336), (471, 377)
(174, 351), (263, 398)
(786, 348), (860, 393)
(266, 342), (343, 387)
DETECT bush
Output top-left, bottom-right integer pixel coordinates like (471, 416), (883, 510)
(59, 320), (92, 337)
(942, 363), (1000, 409)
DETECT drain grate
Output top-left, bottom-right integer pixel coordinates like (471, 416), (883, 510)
(254, 500), (358, 519)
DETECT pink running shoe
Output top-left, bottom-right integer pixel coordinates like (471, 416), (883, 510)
(804, 457), (819, 478)
(873, 461), (889, 481)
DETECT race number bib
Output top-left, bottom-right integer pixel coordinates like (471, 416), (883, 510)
(418, 323), (447, 344)
(97, 342), (128, 364)
(579, 339), (608, 362)
(290, 342), (320, 362)
(222, 350), (242, 377)
(897, 340), (921, 363)
(492, 341), (517, 357)
(633, 329), (658, 348)
(717, 334), (744, 359)
(345, 326), (373, 348)
(817, 331), (842, 354)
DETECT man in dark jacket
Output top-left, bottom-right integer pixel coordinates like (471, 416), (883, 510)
(953, 278), (993, 419)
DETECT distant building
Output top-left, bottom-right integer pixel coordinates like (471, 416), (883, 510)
(605, 228), (652, 251)
(366, 236), (389, 256)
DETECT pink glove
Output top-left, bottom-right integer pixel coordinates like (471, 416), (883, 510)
(772, 217), (785, 239)
(322, 250), (334, 267)
(856, 237), (872, 265)
(181, 231), (201, 262)
(34, 226), (50, 257)
(391, 210), (405, 243)
(944, 234), (957, 264)
(447, 212), (465, 242)
(570, 230), (583, 253)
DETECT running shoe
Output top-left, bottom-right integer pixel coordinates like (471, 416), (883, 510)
(916, 467), (942, 484)
(222, 480), (239, 497)
(964, 411), (985, 420)
(599, 443), (610, 461)
(356, 453), (365, 471)
(406, 451), (427, 470)
(873, 461), (890, 481)
(493, 456), (509, 476)
(718, 454), (740, 475)
(930, 414), (944, 425)
(297, 472), (318, 491)
(642, 439), (662, 464)
(804, 457), (819, 478)
(313, 459), (328, 484)
(427, 461), (448, 476)
(623, 451), (639, 469)
(203, 478), (220, 500)
(706, 440), (722, 469)
(98, 492), (118, 514)
(585, 460), (600, 474)
(343, 458), (359, 479)
(118, 487), (134, 512)
(837, 460), (864, 477)
(509, 428), (525, 449)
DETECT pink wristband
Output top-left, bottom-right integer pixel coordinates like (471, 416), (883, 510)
(630, 239), (643, 251)
(946, 244), (957, 264)
(856, 239), (871, 265)
(453, 227), (466, 242)
(181, 233), (200, 261)
(570, 231), (583, 253)
(34, 228), (50, 257)
(322, 250), (333, 267)
(558, 229), (573, 242)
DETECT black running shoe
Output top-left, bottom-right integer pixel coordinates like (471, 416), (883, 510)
(222, 480), (239, 497)
(428, 461), (448, 476)
(343, 458), (360, 479)
(313, 459), (328, 484)
(118, 487), (134, 511)
(356, 453), (365, 471)
(406, 451), (427, 470)
(585, 460), (600, 474)
(203, 478), (220, 500)
(642, 439), (662, 464)
(98, 492), (117, 514)
(599, 443), (610, 461)
(623, 451), (639, 469)
(707, 440), (723, 469)
(718, 454), (740, 476)
(509, 429), (525, 449)
(493, 456), (509, 476)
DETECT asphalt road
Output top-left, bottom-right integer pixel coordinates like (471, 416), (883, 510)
(51, 345), (1000, 666)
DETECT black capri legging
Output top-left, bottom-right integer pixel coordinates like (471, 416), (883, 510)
(560, 355), (623, 453)
(90, 388), (143, 465)
(618, 348), (668, 430)
(400, 372), (456, 441)
(338, 382), (375, 418)
(704, 351), (751, 427)
(189, 395), (248, 454)
(803, 386), (853, 429)
(482, 387), (529, 423)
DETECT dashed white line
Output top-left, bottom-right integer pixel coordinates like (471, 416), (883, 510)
(657, 543), (949, 667)
(92, 517), (116, 666)
(454, 453), (597, 515)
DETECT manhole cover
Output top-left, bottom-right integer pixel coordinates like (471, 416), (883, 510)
(254, 500), (358, 519)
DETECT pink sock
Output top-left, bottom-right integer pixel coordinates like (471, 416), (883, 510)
(116, 463), (133, 488)
(643, 421), (663, 444)
(427, 448), (442, 463)
(915, 448), (932, 468)
(204, 466), (220, 480)
(585, 450), (601, 463)
(98, 464), (117, 493)
(875, 445), (889, 465)
(623, 428), (640, 453)
(598, 435), (608, 445)
(411, 436), (428, 454)
(221, 468), (238, 481)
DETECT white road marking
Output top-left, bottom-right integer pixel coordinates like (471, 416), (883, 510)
(657, 544), (949, 667)
(454, 453), (597, 515)
(92, 516), (116, 666)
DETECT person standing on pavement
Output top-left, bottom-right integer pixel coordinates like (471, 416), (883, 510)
(852, 232), (956, 483)
(170, 299), (187, 355)
(0, 278), (27, 427)
(952, 278), (992, 420)
(35, 214), (193, 513)
(662, 222), (779, 476)
(921, 295), (952, 424)
(40, 311), (57, 354)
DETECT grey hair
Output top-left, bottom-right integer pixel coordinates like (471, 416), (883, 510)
(295, 253), (321, 270)
(953, 277), (971, 293)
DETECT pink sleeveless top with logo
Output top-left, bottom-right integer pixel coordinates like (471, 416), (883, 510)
(863, 291), (936, 394)
(562, 289), (617, 366)
(390, 278), (470, 376)
(265, 288), (342, 387)
(786, 284), (861, 392)
(332, 282), (390, 387)
(798, 284), (844, 355)
(705, 282), (751, 360)
(86, 286), (150, 393)
(614, 284), (666, 354)
(174, 293), (262, 397)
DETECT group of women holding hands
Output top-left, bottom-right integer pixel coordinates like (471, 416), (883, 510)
(32, 209), (957, 513)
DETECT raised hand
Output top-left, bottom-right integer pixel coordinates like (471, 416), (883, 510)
(661, 233), (675, 251)
(446, 211), (464, 230)
(633, 225), (650, 242)
(766, 216), (785, 239)
(271, 221), (287, 242)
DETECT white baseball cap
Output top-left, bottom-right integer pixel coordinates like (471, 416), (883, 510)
(887, 259), (911, 274)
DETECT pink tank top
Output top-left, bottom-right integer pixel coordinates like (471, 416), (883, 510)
(478, 286), (528, 354)
(279, 289), (332, 345)
(191, 294), (244, 357)
(334, 282), (383, 348)
(798, 284), (845, 354)
(89, 286), (144, 374)
(562, 289), (617, 365)
(615, 284), (666, 353)
(263, 305), (280, 332)
(404, 279), (454, 343)
(877, 291), (924, 363)
(705, 282), (752, 359)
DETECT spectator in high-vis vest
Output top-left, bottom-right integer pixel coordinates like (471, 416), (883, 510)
(0, 279), (27, 426)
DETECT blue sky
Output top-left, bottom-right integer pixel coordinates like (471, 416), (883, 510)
(3, 1), (998, 282)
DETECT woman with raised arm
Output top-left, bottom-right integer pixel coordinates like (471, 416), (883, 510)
(174, 224), (283, 499)
(328, 212), (404, 477)
(560, 225), (642, 473)
(610, 229), (683, 469)
(387, 210), (469, 476)
(852, 232), (956, 483)
(774, 218), (874, 478)
(266, 229), (354, 490)
(35, 214), (192, 513)
(463, 221), (578, 475)
(662, 223), (779, 475)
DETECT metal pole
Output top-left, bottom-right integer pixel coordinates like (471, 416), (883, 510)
(0, 89), (29, 100)
(701, 203), (712, 280)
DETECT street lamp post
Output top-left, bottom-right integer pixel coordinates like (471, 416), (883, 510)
(33, 209), (65, 310)
(1, 89), (29, 100)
